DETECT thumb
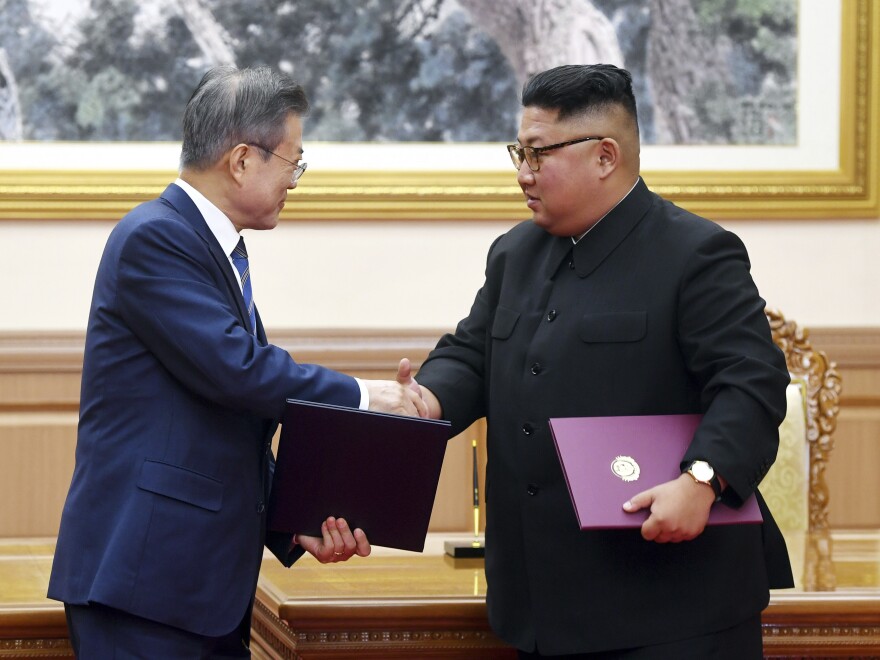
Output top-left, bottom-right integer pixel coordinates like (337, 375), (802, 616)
(623, 489), (654, 514)
(295, 532), (318, 555)
(397, 358), (412, 384)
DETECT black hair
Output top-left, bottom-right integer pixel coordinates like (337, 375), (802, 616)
(522, 64), (638, 127)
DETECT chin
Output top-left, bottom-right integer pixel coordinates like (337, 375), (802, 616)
(248, 219), (278, 232)
(531, 214), (558, 234)
(532, 210), (589, 237)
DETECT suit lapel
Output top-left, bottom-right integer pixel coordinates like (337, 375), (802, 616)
(255, 308), (268, 346)
(159, 184), (253, 332)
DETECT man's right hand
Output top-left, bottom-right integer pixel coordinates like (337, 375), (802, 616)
(395, 358), (443, 420)
(365, 359), (427, 417)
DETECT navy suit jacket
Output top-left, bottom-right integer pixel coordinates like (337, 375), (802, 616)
(48, 184), (360, 637)
(416, 179), (793, 654)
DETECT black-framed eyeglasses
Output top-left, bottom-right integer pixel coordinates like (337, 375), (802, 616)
(507, 136), (605, 172)
(248, 144), (307, 183)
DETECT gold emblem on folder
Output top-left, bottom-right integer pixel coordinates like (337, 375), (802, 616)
(611, 456), (640, 482)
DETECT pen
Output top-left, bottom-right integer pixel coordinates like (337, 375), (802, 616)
(472, 439), (480, 543)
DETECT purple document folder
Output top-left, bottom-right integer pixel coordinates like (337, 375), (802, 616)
(548, 414), (762, 529)
(268, 399), (451, 552)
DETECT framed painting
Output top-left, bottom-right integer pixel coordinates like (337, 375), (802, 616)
(0, 0), (876, 221)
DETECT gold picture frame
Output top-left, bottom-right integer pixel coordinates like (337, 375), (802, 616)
(0, 0), (877, 221)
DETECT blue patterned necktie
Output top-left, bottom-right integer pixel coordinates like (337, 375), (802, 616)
(231, 237), (256, 334)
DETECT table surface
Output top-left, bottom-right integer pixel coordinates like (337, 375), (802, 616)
(4, 530), (880, 615)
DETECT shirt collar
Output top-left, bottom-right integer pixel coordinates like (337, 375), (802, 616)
(174, 178), (240, 257)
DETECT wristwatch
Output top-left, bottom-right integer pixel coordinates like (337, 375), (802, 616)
(684, 460), (723, 502)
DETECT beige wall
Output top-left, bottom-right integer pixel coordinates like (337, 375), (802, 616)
(3, 214), (880, 333)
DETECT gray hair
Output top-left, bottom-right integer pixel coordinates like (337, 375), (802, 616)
(180, 66), (309, 170)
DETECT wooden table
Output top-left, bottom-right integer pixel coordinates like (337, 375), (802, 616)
(253, 531), (880, 659)
(0, 540), (71, 658)
(3, 532), (880, 659)
(253, 536), (509, 659)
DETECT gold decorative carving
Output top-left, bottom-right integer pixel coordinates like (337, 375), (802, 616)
(762, 624), (880, 651)
(0, 637), (73, 658)
(766, 308), (843, 592)
(251, 598), (508, 656)
(290, 629), (499, 647)
(252, 599), (299, 659)
(766, 308), (843, 533)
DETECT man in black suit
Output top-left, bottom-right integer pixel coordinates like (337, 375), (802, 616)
(411, 64), (793, 658)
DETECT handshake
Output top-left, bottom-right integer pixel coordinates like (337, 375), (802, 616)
(364, 357), (441, 420)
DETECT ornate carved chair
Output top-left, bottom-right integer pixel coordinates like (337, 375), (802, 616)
(761, 308), (842, 590)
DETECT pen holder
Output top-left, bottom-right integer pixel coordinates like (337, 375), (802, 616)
(445, 439), (485, 558)
(444, 537), (485, 558)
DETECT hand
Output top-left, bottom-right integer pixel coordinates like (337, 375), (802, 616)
(396, 358), (443, 419)
(294, 516), (371, 563)
(622, 473), (715, 543)
(396, 358), (422, 397)
(365, 359), (428, 418)
(418, 385), (443, 420)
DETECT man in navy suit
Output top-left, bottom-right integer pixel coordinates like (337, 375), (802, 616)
(411, 64), (792, 658)
(48, 66), (426, 657)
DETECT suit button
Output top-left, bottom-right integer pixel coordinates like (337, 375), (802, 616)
(530, 362), (542, 375)
(546, 309), (557, 322)
(568, 261), (575, 269)
(527, 484), (539, 496)
(256, 502), (266, 513)
(522, 423), (534, 435)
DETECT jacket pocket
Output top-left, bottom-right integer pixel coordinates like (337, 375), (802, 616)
(578, 311), (647, 343)
(491, 306), (520, 340)
(137, 459), (223, 512)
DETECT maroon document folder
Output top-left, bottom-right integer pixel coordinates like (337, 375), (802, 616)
(548, 414), (762, 530)
(268, 399), (452, 552)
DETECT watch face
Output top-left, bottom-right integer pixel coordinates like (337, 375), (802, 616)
(690, 461), (714, 482)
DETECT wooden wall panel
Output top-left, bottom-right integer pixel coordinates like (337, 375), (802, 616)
(810, 328), (880, 528)
(824, 408), (880, 527)
(1, 328), (878, 537)
(0, 413), (77, 537)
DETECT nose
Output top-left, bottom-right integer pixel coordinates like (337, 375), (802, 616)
(516, 159), (535, 186)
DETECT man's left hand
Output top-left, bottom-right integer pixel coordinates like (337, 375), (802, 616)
(623, 474), (715, 543)
(294, 516), (371, 563)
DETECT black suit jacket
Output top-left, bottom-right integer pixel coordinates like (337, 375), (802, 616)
(417, 179), (793, 654)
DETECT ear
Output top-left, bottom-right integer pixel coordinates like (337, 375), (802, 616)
(227, 143), (251, 185)
(595, 138), (621, 180)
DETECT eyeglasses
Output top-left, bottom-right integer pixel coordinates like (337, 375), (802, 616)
(507, 136), (605, 172)
(248, 144), (307, 183)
